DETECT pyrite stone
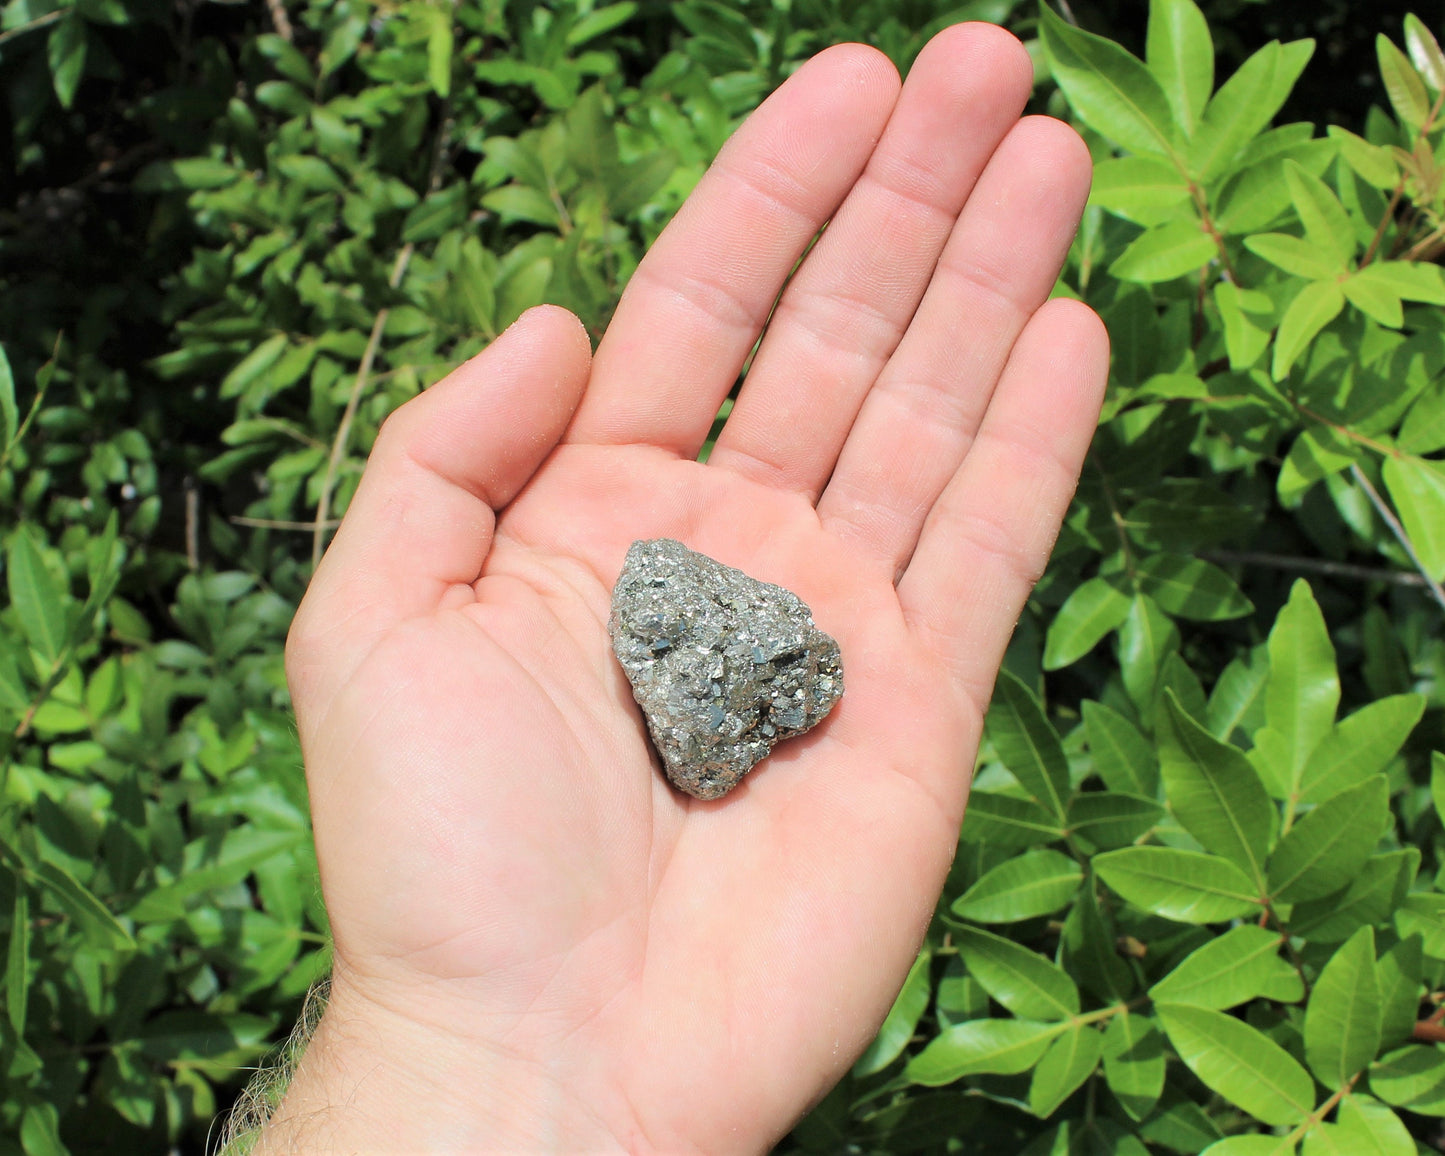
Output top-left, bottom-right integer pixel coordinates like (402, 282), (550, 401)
(608, 539), (844, 800)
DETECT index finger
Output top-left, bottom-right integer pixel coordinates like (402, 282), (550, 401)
(563, 43), (901, 456)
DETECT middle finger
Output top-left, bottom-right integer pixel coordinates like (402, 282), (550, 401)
(706, 23), (1034, 497)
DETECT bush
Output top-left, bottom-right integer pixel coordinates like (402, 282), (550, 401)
(1, 0), (1443, 1151)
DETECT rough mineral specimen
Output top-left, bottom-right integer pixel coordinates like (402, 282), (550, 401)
(608, 539), (844, 800)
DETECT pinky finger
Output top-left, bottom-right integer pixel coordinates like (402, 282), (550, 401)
(896, 298), (1109, 715)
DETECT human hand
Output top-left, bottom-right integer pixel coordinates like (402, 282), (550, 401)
(265, 22), (1107, 1155)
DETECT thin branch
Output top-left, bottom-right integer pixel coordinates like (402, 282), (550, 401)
(1202, 550), (1427, 588)
(0, 9), (61, 45)
(1350, 464), (1445, 614)
(1361, 175), (1407, 268)
(232, 516), (340, 532)
(265, 0), (294, 42)
(311, 243), (413, 569)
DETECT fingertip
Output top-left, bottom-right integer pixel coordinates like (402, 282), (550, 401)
(915, 21), (1033, 103)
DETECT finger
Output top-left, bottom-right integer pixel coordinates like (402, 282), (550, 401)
(707, 24), (1032, 495)
(816, 116), (1094, 572)
(563, 44), (900, 455)
(288, 306), (593, 710)
(897, 298), (1108, 715)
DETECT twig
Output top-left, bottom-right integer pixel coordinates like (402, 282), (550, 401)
(1350, 464), (1445, 613)
(0, 9), (61, 45)
(310, 243), (413, 569)
(185, 478), (200, 572)
(265, 0), (294, 42)
(309, 67), (456, 570)
(232, 516), (340, 531)
(1202, 550), (1427, 588)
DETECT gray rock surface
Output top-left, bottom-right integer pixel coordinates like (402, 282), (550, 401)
(608, 539), (844, 800)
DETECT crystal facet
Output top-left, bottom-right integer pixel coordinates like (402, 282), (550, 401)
(608, 539), (844, 800)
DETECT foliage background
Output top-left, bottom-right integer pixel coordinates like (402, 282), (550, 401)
(3, 0), (1445, 1152)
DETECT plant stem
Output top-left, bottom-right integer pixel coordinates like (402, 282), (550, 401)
(311, 243), (413, 569)
(1350, 464), (1445, 614)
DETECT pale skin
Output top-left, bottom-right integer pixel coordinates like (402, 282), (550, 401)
(261, 22), (1109, 1156)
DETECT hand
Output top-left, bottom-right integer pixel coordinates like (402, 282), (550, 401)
(265, 22), (1107, 1155)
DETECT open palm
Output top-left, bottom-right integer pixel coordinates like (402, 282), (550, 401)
(274, 23), (1108, 1155)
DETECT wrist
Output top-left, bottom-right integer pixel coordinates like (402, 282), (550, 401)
(250, 975), (637, 1154)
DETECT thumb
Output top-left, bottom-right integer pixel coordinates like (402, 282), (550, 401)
(288, 305), (593, 713)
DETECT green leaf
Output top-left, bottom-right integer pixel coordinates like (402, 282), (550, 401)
(127, 830), (304, 922)
(1110, 221), (1216, 283)
(1043, 576), (1131, 670)
(47, 14), (86, 109)
(1328, 126), (1400, 189)
(1029, 1023), (1104, 1117)
(986, 670), (1070, 821)
(1245, 233), (1343, 280)
(1382, 455), (1445, 581)
(1094, 846), (1262, 923)
(7, 528), (67, 665)
(1353, 262), (1445, 304)
(957, 926), (1079, 1020)
(854, 949), (932, 1077)
(1083, 700), (1158, 796)
(1200, 1138), (1290, 1156)
(134, 158), (245, 192)
(1291, 849), (1418, 942)
(21, 1102), (67, 1156)
(1377, 34), (1430, 130)
(0, 344), (16, 452)
(952, 849), (1083, 923)
(565, 2), (637, 47)
(1298, 695), (1422, 806)
(1304, 1095), (1415, 1156)
(1343, 274), (1404, 329)
(1400, 382), (1445, 454)
(1269, 777), (1389, 903)
(274, 155), (345, 193)
(1253, 579), (1339, 798)
(960, 792), (1065, 849)
(1102, 1012), (1165, 1120)
(1156, 1003), (1316, 1125)
(1304, 926), (1382, 1090)
(1270, 282), (1344, 378)
(425, 5), (453, 97)
(1394, 894), (1445, 962)
(29, 857), (133, 950)
(1214, 281), (1274, 369)
(1434, 751), (1445, 827)
(1066, 792), (1164, 850)
(1377, 935), (1424, 1049)
(403, 183), (469, 243)
(1136, 554), (1252, 621)
(219, 333), (288, 400)
(1404, 13), (1445, 90)
(482, 185), (563, 227)
(1283, 161), (1355, 267)
(1279, 425), (1357, 505)
(906, 1019), (1066, 1086)
(1370, 1045), (1445, 1109)
(1089, 156), (1192, 225)
(1157, 691), (1274, 883)
(8, 888), (28, 1034)
(1145, 0), (1213, 135)
(1189, 39), (1315, 181)
(1039, 5), (1178, 158)
(1149, 925), (1299, 1009)
(1118, 593), (1180, 710)
(1061, 882), (1134, 1002)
